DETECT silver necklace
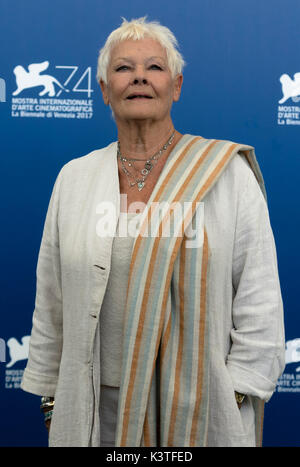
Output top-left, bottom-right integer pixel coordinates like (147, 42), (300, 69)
(117, 131), (175, 191)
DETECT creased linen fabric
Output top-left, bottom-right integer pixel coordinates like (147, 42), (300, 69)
(21, 134), (285, 447)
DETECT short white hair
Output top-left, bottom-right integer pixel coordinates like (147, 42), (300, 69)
(96, 16), (185, 84)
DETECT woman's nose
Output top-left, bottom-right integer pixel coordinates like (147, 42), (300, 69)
(133, 77), (148, 85)
(132, 66), (148, 85)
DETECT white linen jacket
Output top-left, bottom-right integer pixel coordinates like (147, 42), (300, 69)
(21, 135), (285, 447)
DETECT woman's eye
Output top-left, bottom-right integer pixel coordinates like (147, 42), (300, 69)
(149, 64), (162, 70)
(115, 64), (162, 72)
(116, 65), (129, 71)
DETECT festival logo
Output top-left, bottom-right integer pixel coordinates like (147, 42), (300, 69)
(276, 338), (300, 393)
(13, 61), (69, 97)
(6, 336), (30, 368)
(1, 336), (30, 389)
(10, 60), (94, 119)
(277, 72), (300, 126)
(279, 73), (300, 104)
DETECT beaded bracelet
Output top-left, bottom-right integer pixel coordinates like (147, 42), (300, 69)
(44, 410), (53, 422)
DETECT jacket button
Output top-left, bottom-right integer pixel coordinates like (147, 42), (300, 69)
(93, 264), (106, 270)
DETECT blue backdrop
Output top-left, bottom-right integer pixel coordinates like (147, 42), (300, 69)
(0, 0), (299, 447)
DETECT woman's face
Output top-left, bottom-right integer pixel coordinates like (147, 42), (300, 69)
(100, 38), (183, 123)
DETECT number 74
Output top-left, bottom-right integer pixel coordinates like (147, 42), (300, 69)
(55, 66), (93, 98)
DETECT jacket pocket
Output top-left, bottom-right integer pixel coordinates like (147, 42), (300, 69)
(207, 358), (256, 446)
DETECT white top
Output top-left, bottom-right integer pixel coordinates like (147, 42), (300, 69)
(100, 211), (142, 386)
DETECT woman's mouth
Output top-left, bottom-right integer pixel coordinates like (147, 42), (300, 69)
(126, 94), (153, 100)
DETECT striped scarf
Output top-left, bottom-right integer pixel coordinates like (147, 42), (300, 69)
(115, 135), (266, 447)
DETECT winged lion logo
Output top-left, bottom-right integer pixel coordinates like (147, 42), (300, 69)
(12, 61), (69, 97)
(279, 73), (300, 104)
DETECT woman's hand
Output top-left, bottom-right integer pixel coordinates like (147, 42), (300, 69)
(235, 391), (246, 409)
(45, 418), (51, 433)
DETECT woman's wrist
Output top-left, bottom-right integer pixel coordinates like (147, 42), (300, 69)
(40, 397), (55, 425)
(40, 396), (55, 411)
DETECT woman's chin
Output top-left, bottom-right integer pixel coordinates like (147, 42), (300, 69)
(121, 111), (157, 121)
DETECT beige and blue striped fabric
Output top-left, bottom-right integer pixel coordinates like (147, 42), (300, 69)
(115, 135), (266, 447)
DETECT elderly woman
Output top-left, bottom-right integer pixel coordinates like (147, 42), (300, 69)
(21, 17), (285, 447)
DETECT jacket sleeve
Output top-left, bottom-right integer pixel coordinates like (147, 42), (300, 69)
(21, 166), (65, 397)
(226, 166), (285, 401)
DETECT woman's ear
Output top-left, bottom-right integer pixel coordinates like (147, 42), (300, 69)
(99, 79), (109, 105)
(173, 74), (183, 102)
